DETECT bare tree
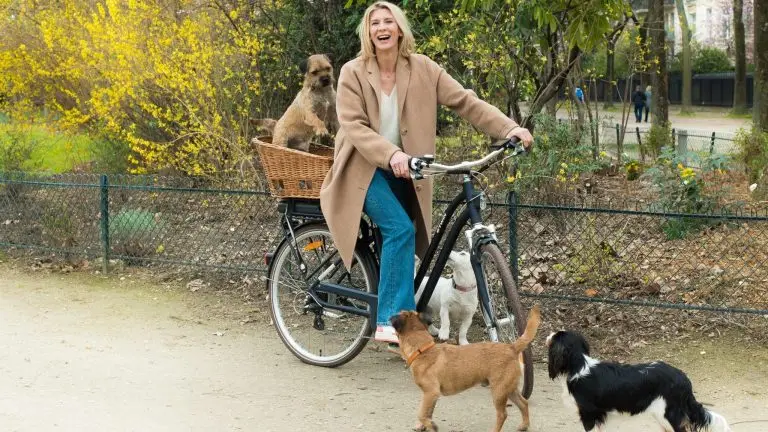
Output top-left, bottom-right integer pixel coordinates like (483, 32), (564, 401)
(756, 0), (768, 132)
(675, 0), (693, 113)
(648, 0), (669, 125)
(733, 0), (748, 114)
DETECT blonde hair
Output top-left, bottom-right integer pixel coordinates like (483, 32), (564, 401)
(357, 1), (415, 60)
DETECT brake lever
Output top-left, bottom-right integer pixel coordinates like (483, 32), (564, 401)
(490, 138), (526, 155)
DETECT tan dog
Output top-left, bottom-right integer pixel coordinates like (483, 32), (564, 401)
(250, 118), (277, 135)
(272, 54), (339, 152)
(391, 304), (541, 432)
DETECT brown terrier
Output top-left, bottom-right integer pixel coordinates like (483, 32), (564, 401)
(391, 304), (541, 432)
(272, 54), (339, 152)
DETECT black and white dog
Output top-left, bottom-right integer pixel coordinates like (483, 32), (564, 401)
(546, 331), (731, 432)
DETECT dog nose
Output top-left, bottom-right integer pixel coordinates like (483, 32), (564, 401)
(321, 76), (331, 85)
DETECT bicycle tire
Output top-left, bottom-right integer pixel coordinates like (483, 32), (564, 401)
(477, 242), (534, 399)
(268, 222), (378, 367)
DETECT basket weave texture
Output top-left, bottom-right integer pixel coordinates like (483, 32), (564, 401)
(253, 136), (333, 199)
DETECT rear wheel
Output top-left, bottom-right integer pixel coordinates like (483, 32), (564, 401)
(477, 242), (534, 399)
(268, 223), (377, 367)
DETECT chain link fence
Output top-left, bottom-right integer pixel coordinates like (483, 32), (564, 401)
(2, 170), (767, 315)
(506, 193), (768, 315)
(0, 172), (281, 273)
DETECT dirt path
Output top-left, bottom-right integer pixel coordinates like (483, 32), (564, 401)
(1, 265), (767, 431)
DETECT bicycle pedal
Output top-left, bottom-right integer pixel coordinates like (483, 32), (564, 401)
(313, 314), (325, 331)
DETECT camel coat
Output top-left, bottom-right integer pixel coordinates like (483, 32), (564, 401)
(319, 54), (519, 270)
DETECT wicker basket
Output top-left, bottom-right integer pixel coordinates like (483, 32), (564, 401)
(253, 136), (333, 199)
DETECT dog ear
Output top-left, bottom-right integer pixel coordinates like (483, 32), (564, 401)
(418, 311), (432, 327)
(323, 53), (333, 65)
(299, 58), (309, 74)
(580, 335), (591, 356)
(548, 339), (568, 379)
(390, 313), (404, 333)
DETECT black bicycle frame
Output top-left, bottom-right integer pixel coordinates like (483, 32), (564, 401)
(308, 172), (499, 332)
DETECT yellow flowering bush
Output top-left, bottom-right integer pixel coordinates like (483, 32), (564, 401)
(0, 0), (286, 176)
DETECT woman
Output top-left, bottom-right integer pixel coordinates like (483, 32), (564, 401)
(319, 1), (533, 350)
(644, 85), (652, 123)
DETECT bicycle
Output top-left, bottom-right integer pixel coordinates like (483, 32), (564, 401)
(265, 137), (534, 398)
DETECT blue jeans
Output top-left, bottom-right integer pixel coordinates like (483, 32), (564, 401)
(364, 169), (416, 326)
(634, 104), (644, 122)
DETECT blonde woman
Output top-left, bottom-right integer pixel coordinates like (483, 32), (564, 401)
(644, 85), (652, 122)
(320, 1), (533, 351)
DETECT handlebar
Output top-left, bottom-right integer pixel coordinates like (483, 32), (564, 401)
(409, 137), (526, 179)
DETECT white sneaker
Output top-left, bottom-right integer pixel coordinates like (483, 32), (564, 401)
(374, 325), (399, 343)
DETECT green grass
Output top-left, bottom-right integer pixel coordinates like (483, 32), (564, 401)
(727, 109), (753, 120)
(0, 122), (98, 172)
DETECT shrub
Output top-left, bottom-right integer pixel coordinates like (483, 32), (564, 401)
(642, 147), (722, 239)
(624, 159), (642, 181)
(109, 209), (165, 264)
(508, 115), (611, 200)
(734, 127), (768, 184)
(693, 47), (733, 74)
(0, 129), (40, 171)
(645, 124), (671, 160)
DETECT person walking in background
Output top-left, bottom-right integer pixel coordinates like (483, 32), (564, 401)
(575, 86), (584, 104)
(644, 85), (652, 123)
(632, 85), (646, 123)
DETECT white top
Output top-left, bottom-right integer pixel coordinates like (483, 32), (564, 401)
(379, 87), (401, 148)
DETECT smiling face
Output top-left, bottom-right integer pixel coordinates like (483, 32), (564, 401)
(369, 7), (402, 55)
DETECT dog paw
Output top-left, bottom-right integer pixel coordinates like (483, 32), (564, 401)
(516, 424), (529, 431)
(412, 422), (427, 431)
(428, 325), (439, 337)
(438, 330), (450, 341)
(458, 338), (469, 346)
(314, 126), (329, 136)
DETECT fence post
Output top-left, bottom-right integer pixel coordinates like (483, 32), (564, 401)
(636, 126), (644, 162)
(671, 128), (676, 149)
(100, 175), (110, 274)
(507, 190), (519, 286)
(709, 132), (716, 156)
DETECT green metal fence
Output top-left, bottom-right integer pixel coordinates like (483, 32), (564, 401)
(1, 171), (767, 315)
(505, 192), (768, 315)
(600, 124), (738, 164)
(0, 172), (281, 273)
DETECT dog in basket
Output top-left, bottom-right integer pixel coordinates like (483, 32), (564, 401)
(414, 250), (478, 346)
(272, 54), (339, 152)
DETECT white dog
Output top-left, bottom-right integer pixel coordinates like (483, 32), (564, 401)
(414, 251), (478, 345)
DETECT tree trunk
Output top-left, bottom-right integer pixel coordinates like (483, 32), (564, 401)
(755, 0), (768, 132)
(676, 0), (693, 113)
(649, 0), (669, 126)
(733, 0), (748, 114)
(605, 40), (616, 109)
(527, 46), (582, 128)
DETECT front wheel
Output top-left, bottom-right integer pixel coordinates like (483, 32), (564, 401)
(268, 222), (378, 367)
(478, 242), (534, 399)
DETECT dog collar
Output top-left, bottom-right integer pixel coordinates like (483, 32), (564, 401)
(405, 341), (436, 367)
(452, 279), (474, 293)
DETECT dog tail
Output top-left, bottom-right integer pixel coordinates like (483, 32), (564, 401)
(686, 395), (731, 432)
(512, 304), (541, 353)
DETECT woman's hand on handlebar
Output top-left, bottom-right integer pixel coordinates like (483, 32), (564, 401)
(507, 126), (534, 150)
(390, 150), (411, 178)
